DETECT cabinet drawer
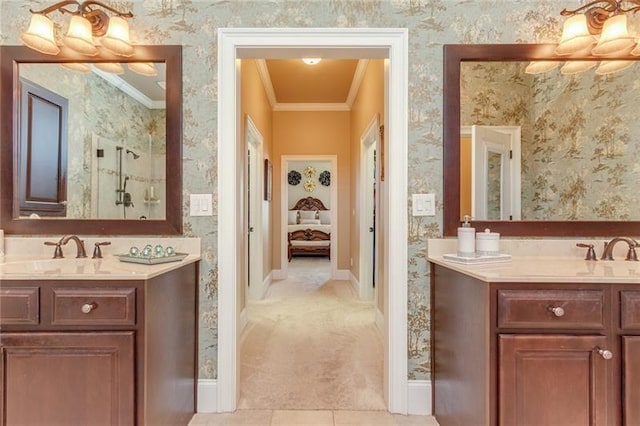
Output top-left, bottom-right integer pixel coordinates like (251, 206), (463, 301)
(621, 291), (640, 329)
(498, 289), (605, 329)
(0, 287), (39, 325)
(52, 288), (136, 326)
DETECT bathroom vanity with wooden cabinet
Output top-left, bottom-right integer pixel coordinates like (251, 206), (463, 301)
(0, 259), (199, 426)
(429, 247), (640, 426)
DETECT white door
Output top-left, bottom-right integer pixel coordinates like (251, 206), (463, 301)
(471, 125), (521, 220)
(246, 116), (264, 300)
(359, 117), (379, 301)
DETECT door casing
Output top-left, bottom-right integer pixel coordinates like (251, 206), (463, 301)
(217, 27), (409, 413)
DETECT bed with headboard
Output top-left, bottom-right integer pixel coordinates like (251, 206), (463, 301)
(287, 196), (331, 261)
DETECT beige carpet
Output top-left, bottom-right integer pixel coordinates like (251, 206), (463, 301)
(238, 257), (385, 410)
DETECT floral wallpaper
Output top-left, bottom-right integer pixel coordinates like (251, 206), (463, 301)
(2, 0), (582, 381)
(461, 60), (640, 221)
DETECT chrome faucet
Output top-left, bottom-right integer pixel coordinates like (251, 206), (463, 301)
(601, 237), (639, 261)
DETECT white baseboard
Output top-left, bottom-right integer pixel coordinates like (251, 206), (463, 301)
(261, 271), (272, 299)
(334, 269), (350, 281)
(197, 378), (431, 415)
(375, 308), (384, 334)
(197, 379), (218, 413)
(407, 380), (432, 415)
(349, 271), (360, 295)
(272, 269), (285, 280)
(239, 308), (248, 333)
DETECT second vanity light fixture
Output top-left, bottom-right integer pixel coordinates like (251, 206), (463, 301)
(527, 0), (640, 75)
(21, 0), (134, 58)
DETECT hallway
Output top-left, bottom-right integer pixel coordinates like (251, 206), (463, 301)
(238, 258), (384, 410)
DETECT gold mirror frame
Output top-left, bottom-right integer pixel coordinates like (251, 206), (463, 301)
(0, 45), (183, 235)
(443, 43), (640, 237)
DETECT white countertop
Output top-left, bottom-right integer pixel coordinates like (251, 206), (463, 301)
(0, 237), (201, 280)
(0, 255), (201, 280)
(428, 238), (640, 284)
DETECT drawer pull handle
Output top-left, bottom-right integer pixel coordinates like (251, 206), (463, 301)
(81, 303), (97, 314)
(548, 306), (565, 317)
(597, 348), (613, 360)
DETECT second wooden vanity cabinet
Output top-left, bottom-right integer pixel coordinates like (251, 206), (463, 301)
(431, 263), (640, 426)
(0, 262), (198, 425)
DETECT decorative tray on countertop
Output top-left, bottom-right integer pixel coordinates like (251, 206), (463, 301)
(443, 253), (512, 264)
(115, 253), (188, 265)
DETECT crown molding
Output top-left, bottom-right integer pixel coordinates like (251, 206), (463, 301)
(256, 58), (370, 111)
(346, 59), (369, 107)
(255, 59), (277, 108)
(91, 65), (165, 110)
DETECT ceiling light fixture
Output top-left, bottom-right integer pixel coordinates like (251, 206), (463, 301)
(21, 1), (134, 58)
(526, 1), (640, 75)
(302, 58), (321, 65)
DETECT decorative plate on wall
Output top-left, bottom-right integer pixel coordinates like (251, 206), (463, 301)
(303, 179), (316, 192)
(288, 170), (301, 185)
(319, 170), (330, 186)
(303, 166), (316, 178)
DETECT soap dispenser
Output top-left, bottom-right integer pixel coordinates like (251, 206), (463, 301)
(457, 215), (476, 257)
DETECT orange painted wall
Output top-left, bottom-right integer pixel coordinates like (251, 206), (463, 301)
(241, 59), (273, 308)
(349, 60), (384, 313)
(272, 111), (351, 270)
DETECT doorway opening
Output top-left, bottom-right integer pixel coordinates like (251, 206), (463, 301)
(217, 28), (409, 414)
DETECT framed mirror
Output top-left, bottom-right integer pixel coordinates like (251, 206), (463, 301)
(0, 45), (182, 235)
(444, 43), (640, 237)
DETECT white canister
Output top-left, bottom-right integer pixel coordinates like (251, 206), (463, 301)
(0, 229), (4, 259)
(457, 229), (476, 257)
(476, 228), (500, 256)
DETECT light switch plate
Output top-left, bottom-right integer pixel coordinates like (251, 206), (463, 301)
(412, 193), (436, 216)
(190, 193), (213, 216)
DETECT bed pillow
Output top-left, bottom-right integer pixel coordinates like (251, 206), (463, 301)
(318, 210), (331, 225)
(300, 219), (321, 225)
(299, 210), (317, 221)
(288, 210), (299, 225)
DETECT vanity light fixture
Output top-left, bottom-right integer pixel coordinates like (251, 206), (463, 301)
(302, 58), (321, 65)
(527, 0), (640, 75)
(21, 1), (134, 58)
(127, 62), (158, 76)
(94, 62), (124, 74)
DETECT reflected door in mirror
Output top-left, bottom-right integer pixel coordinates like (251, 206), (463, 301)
(19, 78), (68, 217)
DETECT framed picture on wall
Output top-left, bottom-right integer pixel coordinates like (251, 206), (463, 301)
(264, 159), (272, 201)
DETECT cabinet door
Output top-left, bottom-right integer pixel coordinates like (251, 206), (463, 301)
(622, 336), (640, 425)
(0, 332), (134, 426)
(499, 334), (610, 426)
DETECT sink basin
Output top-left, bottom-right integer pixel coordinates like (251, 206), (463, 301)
(0, 257), (153, 277)
(0, 258), (106, 275)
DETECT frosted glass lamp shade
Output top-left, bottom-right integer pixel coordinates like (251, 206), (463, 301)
(525, 61), (560, 74)
(101, 16), (134, 57)
(20, 14), (60, 55)
(64, 15), (98, 56)
(592, 15), (636, 56)
(596, 60), (634, 74)
(95, 62), (125, 74)
(555, 15), (595, 56)
(560, 60), (598, 75)
(61, 62), (91, 72)
(128, 62), (158, 76)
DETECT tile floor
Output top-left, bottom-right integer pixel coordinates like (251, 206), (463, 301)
(189, 410), (439, 425)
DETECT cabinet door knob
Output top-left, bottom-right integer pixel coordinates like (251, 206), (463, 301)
(597, 348), (613, 360)
(548, 306), (565, 317)
(81, 302), (97, 314)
